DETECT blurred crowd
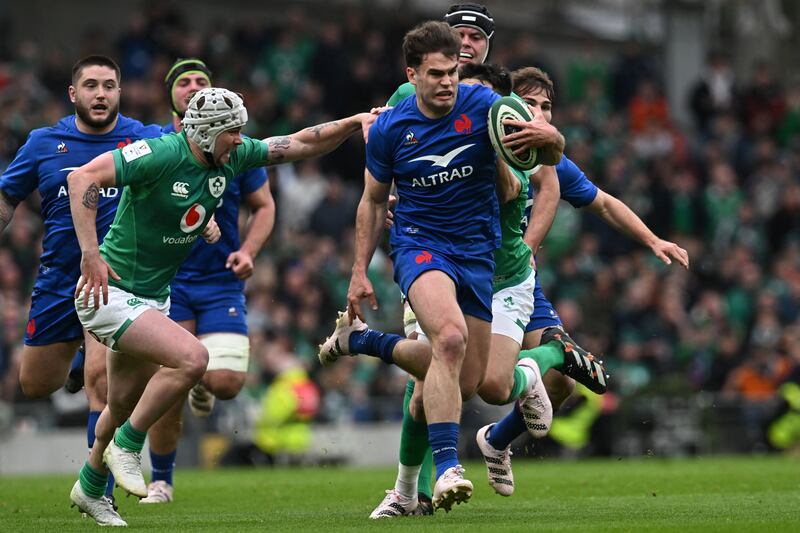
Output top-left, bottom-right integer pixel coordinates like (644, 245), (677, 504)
(0, 5), (799, 453)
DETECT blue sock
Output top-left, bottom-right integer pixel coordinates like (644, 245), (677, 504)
(150, 449), (177, 486)
(70, 348), (85, 373)
(428, 422), (460, 479)
(487, 402), (528, 450)
(87, 411), (116, 497)
(87, 411), (101, 449)
(105, 474), (116, 497)
(348, 329), (401, 364)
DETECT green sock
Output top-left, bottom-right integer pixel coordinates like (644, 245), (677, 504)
(418, 449), (433, 499)
(519, 341), (564, 375)
(114, 419), (146, 453)
(505, 365), (528, 403)
(398, 379), (433, 498)
(79, 461), (107, 499)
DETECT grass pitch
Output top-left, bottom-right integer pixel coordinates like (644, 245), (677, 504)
(1, 456), (798, 532)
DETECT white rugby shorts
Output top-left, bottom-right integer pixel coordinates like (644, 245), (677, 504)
(75, 285), (169, 351)
(411, 270), (536, 345)
(490, 270), (536, 344)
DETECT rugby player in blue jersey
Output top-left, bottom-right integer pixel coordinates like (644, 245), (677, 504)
(373, 4), (563, 517)
(0, 55), (163, 512)
(321, 21), (564, 512)
(475, 66), (689, 495)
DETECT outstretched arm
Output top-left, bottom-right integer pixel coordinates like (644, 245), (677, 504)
(586, 189), (689, 268)
(348, 170), (391, 322)
(262, 112), (381, 166)
(67, 152), (120, 308)
(523, 165), (560, 256)
(0, 190), (20, 233)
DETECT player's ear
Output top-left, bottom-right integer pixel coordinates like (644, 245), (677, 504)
(406, 67), (417, 86)
(68, 85), (77, 104)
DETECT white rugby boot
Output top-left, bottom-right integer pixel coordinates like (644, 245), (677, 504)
(318, 310), (367, 366)
(70, 480), (127, 526)
(517, 357), (554, 438)
(368, 489), (418, 519)
(103, 439), (147, 498)
(475, 424), (514, 496)
(139, 480), (174, 504)
(431, 465), (473, 512)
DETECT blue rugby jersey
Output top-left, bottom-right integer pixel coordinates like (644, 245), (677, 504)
(0, 115), (163, 297)
(367, 83), (501, 257)
(162, 123), (269, 287)
(521, 155), (598, 234)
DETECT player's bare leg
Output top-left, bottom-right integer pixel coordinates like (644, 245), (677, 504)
(88, 352), (158, 472)
(142, 318), (195, 504)
(18, 340), (82, 398)
(409, 377), (425, 421)
(409, 273), (466, 424)
(408, 271), (474, 511)
(189, 332), (249, 415)
(478, 332), (552, 436)
(115, 312), (208, 430)
(84, 334), (109, 410)
(74, 348), (156, 525)
(475, 333), (521, 404)
(203, 369), (245, 399)
(96, 310), (208, 497)
(82, 333), (117, 503)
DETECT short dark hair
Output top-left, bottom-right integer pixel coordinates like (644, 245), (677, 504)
(403, 21), (461, 69)
(512, 67), (555, 102)
(71, 55), (121, 85)
(459, 63), (511, 96)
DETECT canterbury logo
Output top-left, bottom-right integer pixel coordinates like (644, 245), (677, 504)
(172, 182), (189, 198)
(410, 144), (475, 168)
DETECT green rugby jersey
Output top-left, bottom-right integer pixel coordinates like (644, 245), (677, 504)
(494, 91), (535, 290)
(493, 167), (532, 291)
(103, 132), (267, 300)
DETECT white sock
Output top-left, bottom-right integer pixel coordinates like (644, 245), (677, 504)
(395, 462), (421, 500)
(518, 361), (538, 396)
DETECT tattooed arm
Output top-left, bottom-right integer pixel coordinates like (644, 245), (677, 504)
(262, 111), (382, 166)
(0, 189), (20, 233)
(67, 152), (120, 308)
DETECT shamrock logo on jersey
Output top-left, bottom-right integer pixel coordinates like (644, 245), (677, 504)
(209, 175), (226, 198)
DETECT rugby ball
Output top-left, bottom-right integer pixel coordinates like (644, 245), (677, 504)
(488, 96), (538, 171)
